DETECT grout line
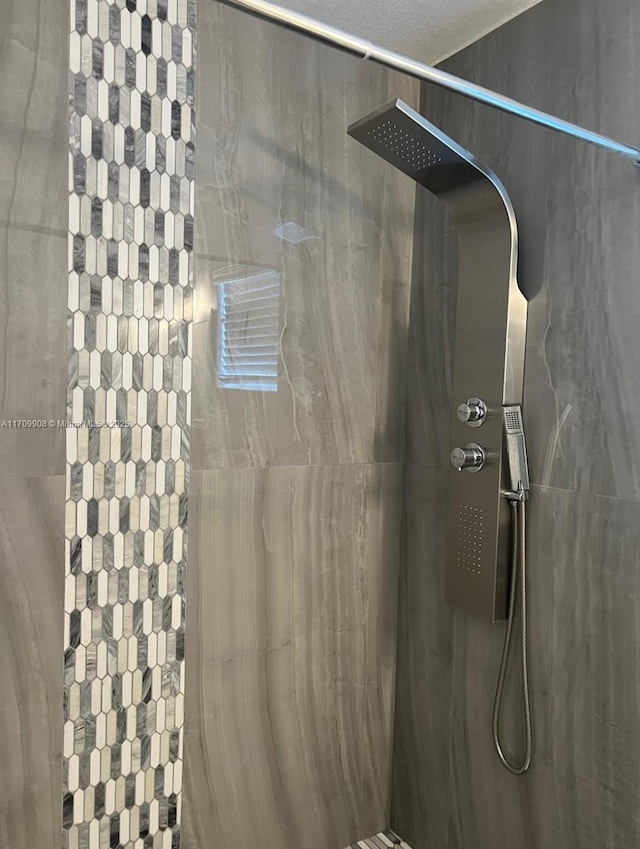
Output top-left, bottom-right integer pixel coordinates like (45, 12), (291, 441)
(0, 219), (68, 239)
(529, 481), (640, 507)
(403, 461), (640, 507)
(190, 460), (405, 473)
(194, 250), (280, 271)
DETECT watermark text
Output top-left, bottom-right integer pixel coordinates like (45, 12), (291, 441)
(1, 420), (132, 428)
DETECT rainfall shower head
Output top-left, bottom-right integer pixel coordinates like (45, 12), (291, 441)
(348, 99), (485, 197)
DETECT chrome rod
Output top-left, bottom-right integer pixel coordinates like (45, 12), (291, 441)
(214, 0), (640, 165)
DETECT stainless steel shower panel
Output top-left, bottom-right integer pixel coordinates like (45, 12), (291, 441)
(348, 100), (528, 622)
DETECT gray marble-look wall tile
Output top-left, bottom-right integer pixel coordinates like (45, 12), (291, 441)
(195, 4), (417, 263)
(192, 3), (417, 470)
(400, 25), (640, 849)
(413, 0), (640, 211)
(392, 466), (640, 849)
(183, 629), (388, 849)
(405, 0), (640, 506)
(183, 462), (401, 848)
(361, 464), (404, 831)
(397, 1), (640, 841)
(0, 1), (67, 846)
(403, 219), (457, 472)
(522, 182), (640, 501)
(390, 466), (454, 848)
(0, 476), (64, 848)
(449, 482), (640, 849)
(0, 0), (68, 233)
(0, 227), (67, 476)
(191, 222), (411, 469)
(185, 462), (401, 664)
(0, 760), (61, 849)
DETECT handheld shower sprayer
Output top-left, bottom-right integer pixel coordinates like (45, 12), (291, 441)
(503, 405), (530, 500)
(492, 405), (532, 774)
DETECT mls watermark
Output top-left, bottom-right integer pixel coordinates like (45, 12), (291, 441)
(1, 420), (132, 428)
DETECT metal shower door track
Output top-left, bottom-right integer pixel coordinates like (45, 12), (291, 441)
(214, 0), (640, 166)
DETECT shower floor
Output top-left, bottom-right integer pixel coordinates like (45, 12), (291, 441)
(345, 831), (414, 849)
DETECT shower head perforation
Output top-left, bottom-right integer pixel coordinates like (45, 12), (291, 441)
(348, 98), (481, 194)
(365, 119), (443, 171)
(456, 504), (484, 575)
(504, 406), (524, 434)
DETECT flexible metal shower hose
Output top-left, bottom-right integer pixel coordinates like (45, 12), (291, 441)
(492, 499), (532, 775)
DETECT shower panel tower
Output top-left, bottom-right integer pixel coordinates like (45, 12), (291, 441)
(349, 98), (527, 622)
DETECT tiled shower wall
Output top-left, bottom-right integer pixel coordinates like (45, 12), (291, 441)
(64, 0), (196, 846)
(1, 0), (68, 845)
(2, 0), (416, 846)
(181, 4), (418, 848)
(391, 0), (640, 846)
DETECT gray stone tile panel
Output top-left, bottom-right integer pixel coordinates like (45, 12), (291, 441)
(0, 476), (65, 847)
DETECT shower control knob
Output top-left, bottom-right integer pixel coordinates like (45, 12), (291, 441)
(457, 397), (487, 427)
(450, 443), (485, 473)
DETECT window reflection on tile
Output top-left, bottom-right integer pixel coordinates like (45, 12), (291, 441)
(216, 271), (280, 393)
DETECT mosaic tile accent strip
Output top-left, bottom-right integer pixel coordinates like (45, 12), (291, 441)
(345, 832), (414, 849)
(64, 0), (196, 846)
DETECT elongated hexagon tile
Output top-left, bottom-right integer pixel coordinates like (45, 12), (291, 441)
(66, 0), (195, 845)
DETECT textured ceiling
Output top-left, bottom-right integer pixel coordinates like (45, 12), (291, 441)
(279, 0), (543, 64)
